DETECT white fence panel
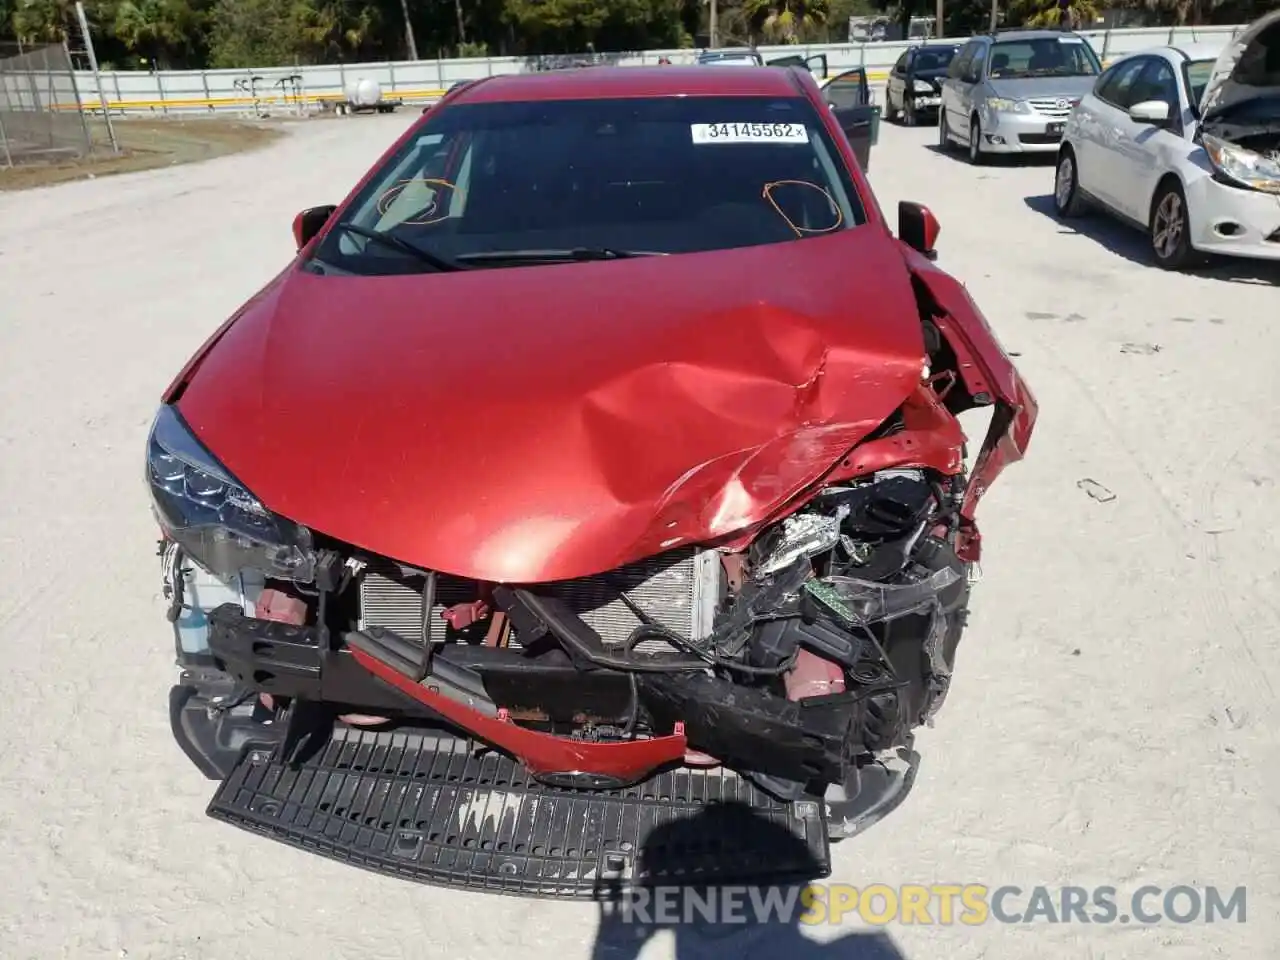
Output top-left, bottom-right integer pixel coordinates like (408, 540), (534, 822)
(42, 24), (1251, 117)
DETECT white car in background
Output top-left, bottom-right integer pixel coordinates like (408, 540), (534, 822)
(1052, 11), (1280, 270)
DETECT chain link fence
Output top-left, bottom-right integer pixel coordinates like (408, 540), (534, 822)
(0, 41), (101, 168)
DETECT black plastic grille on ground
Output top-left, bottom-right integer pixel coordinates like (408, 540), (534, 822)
(207, 726), (831, 898)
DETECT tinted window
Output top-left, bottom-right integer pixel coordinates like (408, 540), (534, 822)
(1095, 57), (1147, 109)
(893, 52), (908, 74)
(969, 45), (989, 79)
(1130, 58), (1179, 109)
(825, 72), (867, 109)
(913, 47), (957, 73)
(312, 96), (867, 275)
(950, 43), (976, 79)
(988, 36), (1101, 79)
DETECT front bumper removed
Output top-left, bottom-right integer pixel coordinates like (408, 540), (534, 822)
(174, 604), (920, 893)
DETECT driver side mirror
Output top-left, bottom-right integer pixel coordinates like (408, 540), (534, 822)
(292, 204), (337, 251)
(898, 201), (940, 260)
(1129, 99), (1171, 126)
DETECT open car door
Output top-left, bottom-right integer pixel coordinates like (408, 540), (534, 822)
(766, 53), (829, 80)
(820, 66), (880, 173)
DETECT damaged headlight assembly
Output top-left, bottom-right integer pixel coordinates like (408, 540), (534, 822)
(1202, 133), (1280, 193)
(146, 405), (316, 582)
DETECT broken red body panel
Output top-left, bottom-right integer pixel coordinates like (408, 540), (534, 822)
(350, 645), (688, 784)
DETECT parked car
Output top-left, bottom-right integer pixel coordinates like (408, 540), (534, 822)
(939, 28), (1104, 164)
(885, 42), (961, 126)
(1053, 12), (1280, 270)
(695, 48), (765, 67)
(153, 64), (1035, 892)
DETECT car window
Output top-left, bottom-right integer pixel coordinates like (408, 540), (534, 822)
(913, 48), (957, 73)
(968, 44), (988, 80)
(1095, 57), (1148, 110)
(988, 36), (1101, 79)
(314, 95), (868, 275)
(825, 72), (867, 109)
(893, 52), (908, 75)
(1130, 58), (1179, 110)
(950, 43), (975, 80)
(1183, 58), (1215, 114)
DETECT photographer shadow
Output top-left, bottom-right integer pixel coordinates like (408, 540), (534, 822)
(590, 801), (907, 960)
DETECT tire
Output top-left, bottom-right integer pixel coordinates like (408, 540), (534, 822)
(1148, 179), (1203, 270)
(967, 116), (987, 165)
(885, 90), (899, 123)
(1053, 147), (1089, 218)
(903, 96), (918, 127)
(938, 108), (952, 151)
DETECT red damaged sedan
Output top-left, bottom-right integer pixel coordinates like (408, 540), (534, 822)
(152, 65), (1036, 894)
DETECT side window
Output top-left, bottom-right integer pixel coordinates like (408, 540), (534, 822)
(826, 71), (868, 110)
(950, 43), (974, 80)
(968, 44), (988, 81)
(893, 52), (909, 76)
(1095, 57), (1147, 110)
(1130, 58), (1179, 110)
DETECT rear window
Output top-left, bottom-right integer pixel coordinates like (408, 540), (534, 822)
(914, 48), (957, 72)
(988, 36), (1101, 79)
(313, 95), (867, 275)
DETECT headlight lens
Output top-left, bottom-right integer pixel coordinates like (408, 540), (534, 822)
(1202, 134), (1280, 194)
(912, 79), (936, 94)
(146, 405), (316, 581)
(984, 97), (1028, 114)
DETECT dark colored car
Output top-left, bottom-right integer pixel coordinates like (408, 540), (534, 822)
(153, 64), (1036, 894)
(885, 42), (961, 126)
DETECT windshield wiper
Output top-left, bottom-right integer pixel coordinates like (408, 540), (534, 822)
(454, 247), (665, 265)
(333, 221), (463, 272)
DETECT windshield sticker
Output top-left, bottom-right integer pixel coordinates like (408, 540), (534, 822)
(1058, 36), (1084, 43)
(691, 122), (810, 144)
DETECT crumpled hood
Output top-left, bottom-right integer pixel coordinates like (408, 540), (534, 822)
(1201, 10), (1280, 120)
(176, 230), (927, 582)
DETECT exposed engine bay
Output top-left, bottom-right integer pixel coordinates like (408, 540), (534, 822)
(338, 464), (971, 800)
(167, 461), (971, 815)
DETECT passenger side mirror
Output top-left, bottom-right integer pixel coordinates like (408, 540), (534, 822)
(1128, 100), (1170, 126)
(292, 204), (337, 250)
(898, 201), (940, 260)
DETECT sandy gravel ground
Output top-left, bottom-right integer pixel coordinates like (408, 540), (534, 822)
(2, 106), (1279, 960)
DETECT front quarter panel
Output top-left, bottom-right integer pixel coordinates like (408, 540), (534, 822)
(899, 247), (1038, 561)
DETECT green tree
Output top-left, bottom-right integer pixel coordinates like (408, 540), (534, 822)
(740, 0), (830, 43)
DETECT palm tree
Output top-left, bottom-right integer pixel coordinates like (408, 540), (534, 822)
(1006, 0), (1102, 28)
(739, 0), (830, 43)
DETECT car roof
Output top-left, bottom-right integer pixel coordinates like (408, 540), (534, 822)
(1113, 43), (1223, 65)
(1169, 41), (1225, 62)
(450, 66), (806, 103)
(983, 29), (1084, 42)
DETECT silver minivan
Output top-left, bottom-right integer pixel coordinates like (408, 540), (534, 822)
(939, 28), (1104, 164)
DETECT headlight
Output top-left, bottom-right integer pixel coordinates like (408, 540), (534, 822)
(912, 79), (935, 94)
(146, 405), (316, 581)
(1202, 134), (1280, 194)
(984, 97), (1029, 114)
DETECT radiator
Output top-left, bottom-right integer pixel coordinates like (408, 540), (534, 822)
(357, 547), (722, 654)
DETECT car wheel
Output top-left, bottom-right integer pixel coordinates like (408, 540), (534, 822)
(938, 109), (952, 151)
(967, 116), (987, 165)
(1053, 148), (1088, 218)
(1149, 179), (1203, 270)
(903, 97), (918, 127)
(885, 92), (899, 123)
